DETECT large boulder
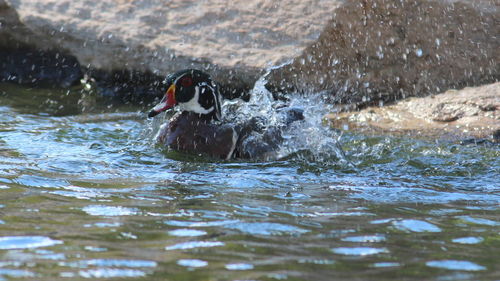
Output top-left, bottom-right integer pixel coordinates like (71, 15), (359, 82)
(1, 0), (340, 99)
(0, 0), (497, 111)
(266, 0), (499, 109)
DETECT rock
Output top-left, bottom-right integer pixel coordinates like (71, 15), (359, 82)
(327, 82), (500, 142)
(1, 0), (340, 98)
(0, 0), (497, 117)
(0, 46), (82, 88)
(266, 0), (499, 109)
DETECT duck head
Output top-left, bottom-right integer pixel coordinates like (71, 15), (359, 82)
(148, 69), (222, 121)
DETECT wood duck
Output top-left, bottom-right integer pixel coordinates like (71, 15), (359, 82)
(147, 69), (303, 160)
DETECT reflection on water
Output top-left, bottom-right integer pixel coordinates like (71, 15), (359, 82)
(331, 247), (388, 256)
(392, 219), (442, 233)
(426, 260), (486, 271)
(177, 259), (208, 268)
(0, 83), (499, 280)
(0, 236), (62, 250)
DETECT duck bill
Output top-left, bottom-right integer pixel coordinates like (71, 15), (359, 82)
(148, 84), (176, 118)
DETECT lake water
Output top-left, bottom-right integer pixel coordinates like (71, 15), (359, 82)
(0, 83), (499, 281)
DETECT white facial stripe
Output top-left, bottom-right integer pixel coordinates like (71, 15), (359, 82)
(178, 85), (214, 114)
(200, 82), (222, 120)
(226, 128), (238, 160)
(174, 73), (187, 84)
(211, 88), (221, 120)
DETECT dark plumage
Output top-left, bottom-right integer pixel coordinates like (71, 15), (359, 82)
(148, 69), (303, 160)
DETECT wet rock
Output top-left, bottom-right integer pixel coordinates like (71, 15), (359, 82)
(0, 0), (497, 117)
(1, 0), (339, 98)
(328, 82), (500, 142)
(85, 69), (165, 104)
(266, 0), (499, 109)
(0, 46), (82, 88)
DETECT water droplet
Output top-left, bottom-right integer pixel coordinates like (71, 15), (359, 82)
(415, 48), (423, 57)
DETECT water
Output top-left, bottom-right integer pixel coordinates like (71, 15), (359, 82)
(0, 82), (499, 281)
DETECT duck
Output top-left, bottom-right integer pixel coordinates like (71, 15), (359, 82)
(147, 69), (303, 160)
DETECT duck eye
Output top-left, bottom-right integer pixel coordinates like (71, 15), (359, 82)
(179, 76), (193, 88)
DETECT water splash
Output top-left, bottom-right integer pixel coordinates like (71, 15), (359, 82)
(145, 71), (349, 164)
(222, 74), (349, 164)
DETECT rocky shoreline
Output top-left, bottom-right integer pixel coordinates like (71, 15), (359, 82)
(0, 0), (498, 141)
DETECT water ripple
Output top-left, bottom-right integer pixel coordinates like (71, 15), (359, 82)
(456, 216), (499, 226)
(177, 259), (208, 268)
(341, 235), (386, 243)
(63, 259), (157, 268)
(165, 241), (224, 250)
(225, 222), (309, 236)
(426, 260), (486, 271)
(451, 237), (484, 244)
(0, 268), (35, 278)
(78, 268), (146, 278)
(164, 220), (239, 227)
(392, 219), (441, 233)
(82, 205), (139, 216)
(168, 229), (207, 237)
(225, 263), (254, 270)
(332, 247), (388, 256)
(0, 236), (62, 250)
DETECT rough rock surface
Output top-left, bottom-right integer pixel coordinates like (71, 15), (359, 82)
(328, 82), (500, 142)
(0, 47), (82, 88)
(1, 0), (340, 97)
(266, 0), (499, 109)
